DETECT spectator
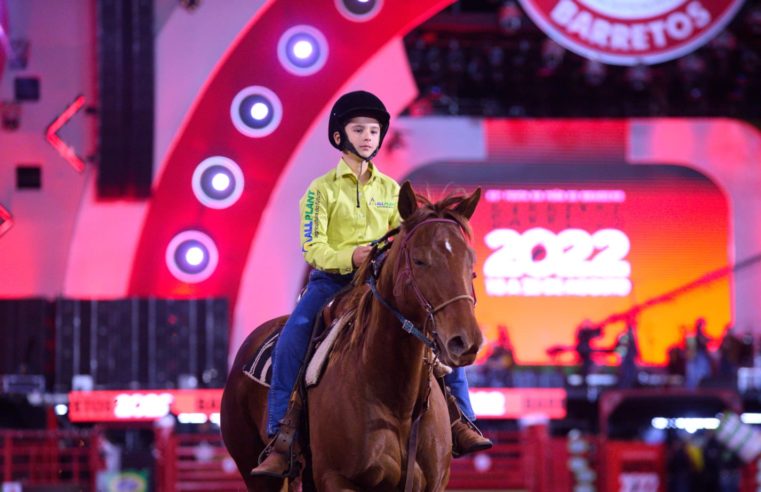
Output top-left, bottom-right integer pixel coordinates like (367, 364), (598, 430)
(686, 318), (713, 389)
(616, 320), (639, 389)
(666, 433), (692, 492)
(717, 326), (741, 385)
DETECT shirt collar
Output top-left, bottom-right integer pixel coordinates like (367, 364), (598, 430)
(335, 157), (377, 182)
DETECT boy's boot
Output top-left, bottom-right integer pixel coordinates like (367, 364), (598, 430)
(445, 392), (493, 458)
(250, 395), (303, 478)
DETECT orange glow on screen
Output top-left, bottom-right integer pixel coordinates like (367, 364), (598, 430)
(424, 164), (730, 366)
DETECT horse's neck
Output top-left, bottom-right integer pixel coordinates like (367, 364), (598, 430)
(361, 282), (429, 417)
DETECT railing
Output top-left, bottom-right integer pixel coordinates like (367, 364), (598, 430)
(156, 427), (567, 492)
(0, 429), (102, 491)
(127, 426), (761, 491)
(742, 460), (759, 492)
(155, 429), (244, 492)
(448, 426), (572, 491)
(448, 431), (529, 490)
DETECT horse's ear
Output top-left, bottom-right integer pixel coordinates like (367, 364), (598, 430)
(454, 187), (481, 220)
(398, 181), (418, 220)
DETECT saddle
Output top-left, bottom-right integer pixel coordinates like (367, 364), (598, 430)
(243, 300), (355, 389)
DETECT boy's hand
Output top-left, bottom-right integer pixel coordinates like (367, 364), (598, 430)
(351, 245), (373, 268)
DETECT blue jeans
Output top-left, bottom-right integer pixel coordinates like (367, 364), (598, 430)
(266, 270), (477, 435)
(448, 366), (476, 421)
(267, 270), (352, 436)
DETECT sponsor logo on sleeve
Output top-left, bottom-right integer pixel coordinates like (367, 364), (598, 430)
(302, 189), (323, 252)
(302, 190), (315, 251)
(518, 0), (743, 65)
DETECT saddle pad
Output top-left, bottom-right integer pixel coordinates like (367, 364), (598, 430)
(305, 311), (353, 387)
(242, 330), (279, 387)
(243, 310), (354, 389)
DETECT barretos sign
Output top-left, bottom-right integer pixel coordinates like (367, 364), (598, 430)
(518, 0), (744, 65)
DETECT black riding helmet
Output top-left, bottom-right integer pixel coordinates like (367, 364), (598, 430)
(328, 90), (390, 160)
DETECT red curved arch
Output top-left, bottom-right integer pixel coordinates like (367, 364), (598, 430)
(128, 0), (453, 308)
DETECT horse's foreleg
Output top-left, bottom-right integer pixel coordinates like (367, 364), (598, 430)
(319, 471), (360, 491)
(238, 475), (287, 492)
(411, 464), (427, 492)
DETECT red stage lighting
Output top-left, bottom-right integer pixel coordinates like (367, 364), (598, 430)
(191, 156), (244, 209)
(277, 25), (329, 76)
(229, 85), (282, 138)
(0, 203), (13, 239)
(335, 0), (383, 22)
(45, 94), (87, 172)
(165, 230), (219, 283)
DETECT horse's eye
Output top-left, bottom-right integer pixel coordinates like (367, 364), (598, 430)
(413, 258), (427, 267)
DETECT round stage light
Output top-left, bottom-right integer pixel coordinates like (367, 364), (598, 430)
(185, 246), (205, 266)
(293, 40), (313, 59)
(166, 230), (219, 283)
(211, 173), (230, 192)
(192, 156), (245, 209)
(335, 0), (383, 22)
(250, 101), (270, 121)
(277, 25), (329, 76)
(230, 86), (282, 137)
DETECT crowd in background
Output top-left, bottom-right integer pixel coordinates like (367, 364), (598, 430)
(466, 318), (759, 392)
(403, 0), (761, 118)
(666, 431), (744, 492)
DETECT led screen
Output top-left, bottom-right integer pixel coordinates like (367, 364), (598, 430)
(409, 162), (731, 366)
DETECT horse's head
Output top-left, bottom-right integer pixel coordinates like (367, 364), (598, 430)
(385, 181), (484, 367)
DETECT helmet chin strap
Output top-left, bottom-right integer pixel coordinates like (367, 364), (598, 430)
(340, 134), (379, 163)
(338, 136), (377, 209)
(338, 130), (380, 162)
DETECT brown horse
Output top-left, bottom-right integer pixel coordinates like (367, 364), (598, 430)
(221, 182), (483, 491)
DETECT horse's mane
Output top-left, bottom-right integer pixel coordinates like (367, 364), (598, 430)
(353, 191), (473, 287)
(330, 191), (475, 355)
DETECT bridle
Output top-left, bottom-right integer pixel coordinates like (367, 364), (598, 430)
(366, 216), (477, 492)
(366, 217), (476, 355)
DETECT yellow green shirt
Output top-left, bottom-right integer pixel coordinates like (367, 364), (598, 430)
(300, 158), (401, 274)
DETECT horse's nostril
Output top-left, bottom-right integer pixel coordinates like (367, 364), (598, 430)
(447, 336), (467, 356)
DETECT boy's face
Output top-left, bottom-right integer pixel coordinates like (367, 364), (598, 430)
(340, 116), (381, 159)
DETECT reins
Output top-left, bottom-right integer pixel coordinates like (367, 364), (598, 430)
(404, 356), (433, 492)
(368, 226), (440, 351)
(366, 275), (438, 351)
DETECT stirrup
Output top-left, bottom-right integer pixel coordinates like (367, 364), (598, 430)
(255, 386), (304, 475)
(251, 434), (302, 479)
(458, 412), (483, 433)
